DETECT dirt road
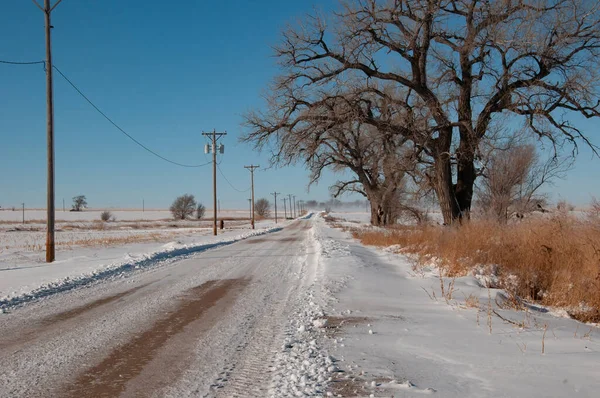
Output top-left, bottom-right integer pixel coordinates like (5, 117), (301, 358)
(0, 220), (317, 397)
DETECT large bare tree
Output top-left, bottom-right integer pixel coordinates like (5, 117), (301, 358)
(245, 81), (419, 225)
(247, 0), (600, 224)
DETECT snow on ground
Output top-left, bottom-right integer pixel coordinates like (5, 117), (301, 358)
(0, 209), (250, 223)
(2, 210), (598, 396)
(329, 211), (372, 225)
(0, 219), (286, 309)
(328, 209), (445, 226)
(308, 213), (599, 397)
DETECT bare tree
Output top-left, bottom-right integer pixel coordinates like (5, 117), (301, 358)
(72, 195), (87, 212)
(245, 81), (419, 226)
(587, 197), (600, 221)
(477, 143), (568, 221)
(170, 194), (197, 220)
(254, 198), (271, 217)
(248, 0), (600, 225)
(196, 203), (206, 220)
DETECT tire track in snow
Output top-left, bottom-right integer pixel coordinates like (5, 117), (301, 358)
(0, 282), (154, 355)
(211, 288), (292, 397)
(62, 279), (249, 398)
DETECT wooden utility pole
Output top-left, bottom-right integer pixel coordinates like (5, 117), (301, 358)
(271, 192), (280, 223)
(287, 194), (292, 219)
(293, 195), (297, 218)
(244, 165), (259, 229)
(33, 0), (62, 262)
(22, 203), (25, 224)
(283, 197), (287, 219)
(202, 130), (226, 236)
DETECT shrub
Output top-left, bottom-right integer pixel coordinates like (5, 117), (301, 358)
(170, 194), (197, 220)
(587, 197), (600, 221)
(254, 198), (270, 217)
(196, 203), (206, 219)
(100, 211), (112, 222)
(556, 200), (575, 212)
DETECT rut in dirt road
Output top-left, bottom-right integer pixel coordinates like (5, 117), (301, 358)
(64, 279), (248, 398)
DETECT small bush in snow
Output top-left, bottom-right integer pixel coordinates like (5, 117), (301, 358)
(170, 194), (197, 220)
(100, 211), (112, 222)
(196, 203), (206, 219)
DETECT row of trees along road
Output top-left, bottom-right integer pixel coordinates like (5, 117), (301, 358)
(243, 0), (600, 225)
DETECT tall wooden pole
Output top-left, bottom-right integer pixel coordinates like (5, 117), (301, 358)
(271, 192), (280, 224)
(202, 130), (226, 236)
(212, 132), (217, 235)
(293, 195), (297, 218)
(34, 0), (62, 262)
(244, 165), (259, 229)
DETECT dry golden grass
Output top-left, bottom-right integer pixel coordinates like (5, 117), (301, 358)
(15, 233), (173, 252)
(352, 215), (600, 323)
(58, 233), (168, 248)
(464, 293), (480, 308)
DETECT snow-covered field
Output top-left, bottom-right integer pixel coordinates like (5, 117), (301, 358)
(0, 209), (250, 223)
(328, 209), (446, 226)
(0, 211), (598, 397)
(0, 219), (284, 307)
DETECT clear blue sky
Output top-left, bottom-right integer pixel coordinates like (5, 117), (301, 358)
(0, 0), (598, 210)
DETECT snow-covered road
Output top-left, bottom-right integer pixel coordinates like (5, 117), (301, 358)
(1, 213), (598, 398)
(0, 219), (326, 397)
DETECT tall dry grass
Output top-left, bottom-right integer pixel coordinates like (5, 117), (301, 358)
(353, 214), (600, 322)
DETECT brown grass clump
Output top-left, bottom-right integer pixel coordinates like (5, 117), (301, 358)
(352, 215), (600, 323)
(464, 293), (480, 308)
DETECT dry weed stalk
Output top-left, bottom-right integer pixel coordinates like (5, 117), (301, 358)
(487, 288), (493, 334)
(542, 324), (548, 354)
(421, 287), (436, 302)
(464, 294), (480, 309)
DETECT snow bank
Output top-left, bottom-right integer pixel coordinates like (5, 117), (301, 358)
(311, 214), (600, 397)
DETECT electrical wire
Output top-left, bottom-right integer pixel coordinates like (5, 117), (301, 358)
(2, 59), (212, 168)
(217, 164), (251, 192)
(0, 60), (45, 65)
(51, 65), (211, 168)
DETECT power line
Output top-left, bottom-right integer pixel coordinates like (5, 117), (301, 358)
(0, 59), (45, 65)
(52, 65), (211, 168)
(1, 58), (211, 168)
(218, 164), (251, 193)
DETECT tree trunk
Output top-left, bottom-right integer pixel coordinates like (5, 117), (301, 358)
(455, 147), (476, 222)
(367, 191), (395, 227)
(432, 148), (460, 225)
